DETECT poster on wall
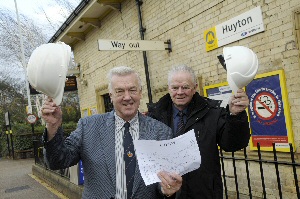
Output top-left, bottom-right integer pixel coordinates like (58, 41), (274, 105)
(246, 70), (295, 152)
(203, 82), (232, 108)
(89, 106), (98, 115)
(81, 108), (89, 118)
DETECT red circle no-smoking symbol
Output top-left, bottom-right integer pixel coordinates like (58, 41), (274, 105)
(253, 92), (278, 120)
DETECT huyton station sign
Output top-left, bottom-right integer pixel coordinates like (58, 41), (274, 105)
(204, 6), (264, 52)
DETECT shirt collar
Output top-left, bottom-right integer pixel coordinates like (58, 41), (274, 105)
(114, 112), (139, 131)
(172, 104), (187, 119)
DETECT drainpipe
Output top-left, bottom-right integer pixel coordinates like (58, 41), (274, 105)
(135, 0), (153, 105)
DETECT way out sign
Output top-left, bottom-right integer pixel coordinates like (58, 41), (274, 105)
(98, 39), (166, 51)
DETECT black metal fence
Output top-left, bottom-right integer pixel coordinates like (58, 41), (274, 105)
(32, 135), (299, 198)
(220, 143), (299, 199)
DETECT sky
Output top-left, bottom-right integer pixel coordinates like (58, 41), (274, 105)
(0, 0), (80, 38)
(0, 0), (80, 83)
(1, 0), (64, 21)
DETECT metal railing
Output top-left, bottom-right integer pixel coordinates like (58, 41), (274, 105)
(220, 143), (299, 199)
(33, 136), (299, 198)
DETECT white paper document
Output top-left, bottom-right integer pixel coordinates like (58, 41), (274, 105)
(133, 129), (201, 186)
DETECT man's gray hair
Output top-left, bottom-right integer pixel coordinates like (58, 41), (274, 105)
(107, 66), (142, 92)
(168, 65), (197, 85)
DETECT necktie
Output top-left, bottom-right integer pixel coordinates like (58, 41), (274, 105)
(176, 111), (185, 136)
(123, 122), (136, 198)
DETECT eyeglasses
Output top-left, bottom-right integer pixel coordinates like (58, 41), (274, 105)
(170, 85), (193, 92)
(114, 88), (139, 97)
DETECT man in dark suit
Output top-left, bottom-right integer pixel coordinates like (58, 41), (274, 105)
(147, 65), (251, 199)
(41, 66), (182, 199)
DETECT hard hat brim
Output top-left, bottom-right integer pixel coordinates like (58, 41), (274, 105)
(53, 86), (64, 105)
(227, 73), (239, 94)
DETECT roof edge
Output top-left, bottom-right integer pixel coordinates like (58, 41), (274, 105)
(48, 0), (92, 43)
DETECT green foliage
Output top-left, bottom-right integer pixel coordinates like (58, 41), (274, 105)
(0, 132), (8, 157)
(14, 135), (33, 150)
(0, 121), (78, 157)
(0, 79), (28, 127)
(12, 123), (32, 135)
(62, 121), (78, 135)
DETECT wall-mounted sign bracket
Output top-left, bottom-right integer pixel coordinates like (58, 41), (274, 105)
(164, 39), (172, 53)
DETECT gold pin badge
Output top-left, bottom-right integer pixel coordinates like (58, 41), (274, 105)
(127, 151), (133, 157)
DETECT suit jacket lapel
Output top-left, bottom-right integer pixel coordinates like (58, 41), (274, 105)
(102, 111), (117, 188)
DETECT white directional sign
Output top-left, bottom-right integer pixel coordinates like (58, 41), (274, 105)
(204, 6), (264, 51)
(98, 39), (165, 51)
(5, 112), (9, 126)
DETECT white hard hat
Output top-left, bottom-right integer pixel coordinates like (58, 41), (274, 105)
(27, 42), (71, 105)
(223, 46), (258, 93)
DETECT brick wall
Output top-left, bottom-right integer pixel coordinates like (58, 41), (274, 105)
(72, 0), (300, 197)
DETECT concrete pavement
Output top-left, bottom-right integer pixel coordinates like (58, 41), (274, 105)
(0, 157), (67, 199)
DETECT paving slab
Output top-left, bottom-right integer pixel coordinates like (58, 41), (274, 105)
(0, 157), (63, 199)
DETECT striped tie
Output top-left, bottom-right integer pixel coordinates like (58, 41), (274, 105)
(176, 111), (185, 136)
(123, 122), (136, 198)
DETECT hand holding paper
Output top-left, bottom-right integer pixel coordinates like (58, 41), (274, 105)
(133, 129), (201, 186)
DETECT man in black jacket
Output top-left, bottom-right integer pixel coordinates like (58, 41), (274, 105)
(148, 65), (250, 199)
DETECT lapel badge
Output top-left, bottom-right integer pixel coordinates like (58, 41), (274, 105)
(127, 151), (133, 157)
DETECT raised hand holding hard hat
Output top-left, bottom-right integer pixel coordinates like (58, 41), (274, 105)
(27, 42), (71, 105)
(220, 46), (258, 94)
